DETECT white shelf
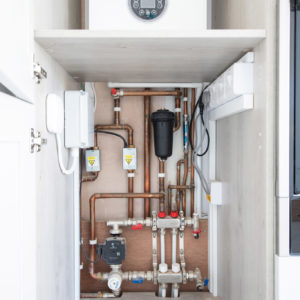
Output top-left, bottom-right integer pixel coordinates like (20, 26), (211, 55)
(35, 30), (265, 83)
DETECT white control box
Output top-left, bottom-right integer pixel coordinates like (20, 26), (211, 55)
(65, 90), (94, 149)
(85, 0), (210, 31)
(123, 148), (137, 170)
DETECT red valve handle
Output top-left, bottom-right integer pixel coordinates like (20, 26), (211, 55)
(192, 229), (201, 234)
(111, 88), (118, 96)
(158, 211), (167, 218)
(170, 211), (179, 218)
(132, 224), (143, 230)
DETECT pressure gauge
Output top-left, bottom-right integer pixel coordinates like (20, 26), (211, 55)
(130, 0), (166, 20)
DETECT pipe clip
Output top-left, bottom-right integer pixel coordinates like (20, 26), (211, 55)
(89, 239), (98, 245)
(174, 108), (182, 113)
(128, 173), (135, 178)
(113, 107), (121, 112)
(158, 173), (165, 178)
(183, 97), (188, 102)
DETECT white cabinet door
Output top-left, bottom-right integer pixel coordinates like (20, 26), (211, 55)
(0, 92), (36, 300)
(0, 0), (34, 102)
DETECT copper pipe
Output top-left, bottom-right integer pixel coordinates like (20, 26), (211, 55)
(159, 160), (165, 213)
(190, 89), (196, 215)
(94, 124), (135, 218)
(174, 88), (181, 132)
(169, 185), (194, 190)
(128, 170), (134, 218)
(176, 159), (184, 210)
(168, 188), (173, 214)
(122, 90), (181, 97)
(89, 192), (164, 279)
(144, 93), (151, 218)
(182, 152), (189, 216)
(80, 293), (103, 298)
(95, 124), (134, 146)
(114, 98), (120, 125)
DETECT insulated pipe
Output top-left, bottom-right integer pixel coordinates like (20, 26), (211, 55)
(94, 124), (135, 218)
(89, 193), (164, 280)
(158, 160), (166, 216)
(174, 88), (181, 132)
(144, 93), (151, 217)
(190, 89), (196, 216)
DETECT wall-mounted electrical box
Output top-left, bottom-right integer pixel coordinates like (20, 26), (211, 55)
(85, 0), (210, 31)
(65, 90), (94, 149)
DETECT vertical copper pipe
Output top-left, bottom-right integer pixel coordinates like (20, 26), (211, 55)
(182, 89), (189, 215)
(114, 98), (120, 125)
(144, 92), (151, 217)
(190, 89), (196, 216)
(159, 160), (165, 214)
(182, 152), (189, 215)
(128, 169), (134, 218)
(174, 88), (181, 132)
(176, 159), (184, 211)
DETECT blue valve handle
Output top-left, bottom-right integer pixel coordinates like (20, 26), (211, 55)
(132, 278), (144, 284)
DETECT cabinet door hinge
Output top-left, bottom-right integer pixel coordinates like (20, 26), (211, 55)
(33, 61), (47, 84)
(30, 128), (47, 153)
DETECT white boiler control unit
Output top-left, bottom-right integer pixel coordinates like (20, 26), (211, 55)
(85, 0), (210, 31)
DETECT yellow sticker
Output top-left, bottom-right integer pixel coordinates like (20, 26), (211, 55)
(125, 155), (133, 165)
(88, 156), (96, 166)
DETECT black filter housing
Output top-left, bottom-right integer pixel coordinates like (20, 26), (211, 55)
(151, 109), (175, 160)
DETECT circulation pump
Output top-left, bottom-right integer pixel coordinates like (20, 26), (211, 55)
(151, 109), (175, 160)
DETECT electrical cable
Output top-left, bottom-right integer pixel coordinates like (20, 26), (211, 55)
(95, 130), (128, 148)
(55, 133), (79, 175)
(80, 242), (101, 264)
(189, 84), (212, 157)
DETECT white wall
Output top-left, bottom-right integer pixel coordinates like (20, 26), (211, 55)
(34, 0), (81, 29)
(33, 1), (81, 299)
(212, 1), (276, 299)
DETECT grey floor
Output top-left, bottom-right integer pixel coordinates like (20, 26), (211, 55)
(82, 292), (219, 300)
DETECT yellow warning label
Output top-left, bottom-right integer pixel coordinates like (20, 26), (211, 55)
(88, 156), (96, 166)
(125, 155), (133, 165)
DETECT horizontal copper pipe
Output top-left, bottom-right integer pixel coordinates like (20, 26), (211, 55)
(95, 124), (134, 146)
(168, 185), (195, 190)
(80, 293), (103, 298)
(89, 192), (164, 279)
(122, 90), (181, 97)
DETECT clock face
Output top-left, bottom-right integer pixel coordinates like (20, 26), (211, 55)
(130, 0), (166, 20)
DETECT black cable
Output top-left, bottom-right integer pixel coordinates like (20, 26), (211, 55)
(95, 130), (128, 148)
(189, 86), (211, 157)
(80, 243), (101, 264)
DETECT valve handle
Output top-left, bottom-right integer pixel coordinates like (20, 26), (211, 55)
(132, 223), (143, 230)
